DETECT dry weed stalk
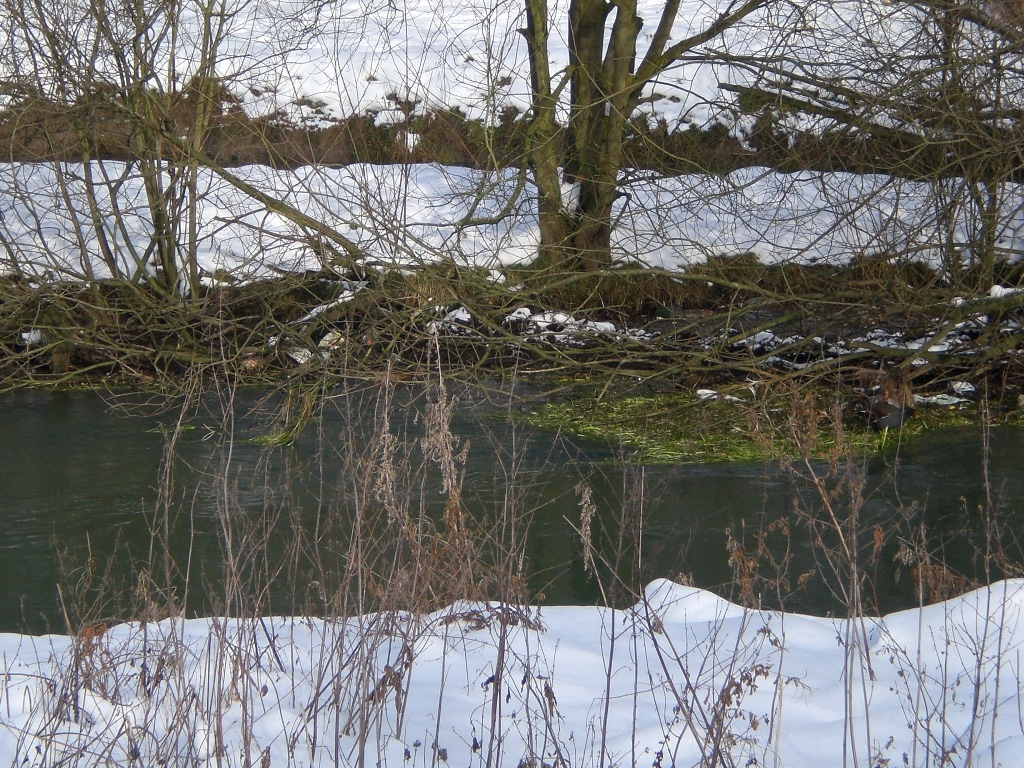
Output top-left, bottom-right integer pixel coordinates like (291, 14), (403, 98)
(32, 365), (1024, 768)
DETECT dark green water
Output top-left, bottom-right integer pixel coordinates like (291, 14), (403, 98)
(1, 386), (1021, 633)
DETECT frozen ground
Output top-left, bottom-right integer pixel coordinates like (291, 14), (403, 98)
(3, 579), (1023, 767)
(2, 1), (1022, 763)
(3, 161), (1024, 282)
(3, 0), (1024, 282)
(2, 0), (916, 130)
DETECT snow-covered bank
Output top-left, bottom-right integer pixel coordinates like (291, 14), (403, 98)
(4, 161), (1024, 283)
(5, 579), (1024, 767)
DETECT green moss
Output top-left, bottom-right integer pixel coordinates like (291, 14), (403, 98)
(515, 385), (984, 464)
(517, 389), (764, 463)
(248, 431), (299, 446)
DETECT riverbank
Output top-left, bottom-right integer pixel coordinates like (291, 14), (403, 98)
(4, 359), (1022, 767)
(5, 259), (1023, 458)
(5, 579), (1024, 768)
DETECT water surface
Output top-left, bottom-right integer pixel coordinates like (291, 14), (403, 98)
(1, 387), (1020, 633)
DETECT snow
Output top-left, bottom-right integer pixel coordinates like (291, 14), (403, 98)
(4, 162), (1024, 282)
(2, 0), (1023, 761)
(5, 0), (750, 126)
(0, 0), (969, 135)
(3, 579), (1024, 767)
(1, 0), (1023, 281)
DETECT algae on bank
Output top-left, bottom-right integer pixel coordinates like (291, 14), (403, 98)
(515, 386), (980, 464)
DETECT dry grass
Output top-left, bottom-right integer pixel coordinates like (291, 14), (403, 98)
(14, 358), (1021, 768)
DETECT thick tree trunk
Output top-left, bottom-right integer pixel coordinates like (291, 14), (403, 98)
(525, 0), (641, 271)
(523, 0), (575, 269)
(558, 171), (617, 270)
(132, 112), (180, 297)
(522, 0), (766, 272)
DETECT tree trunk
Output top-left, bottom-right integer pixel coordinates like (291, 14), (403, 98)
(522, 0), (766, 272)
(522, 0), (573, 269)
(525, 0), (641, 271)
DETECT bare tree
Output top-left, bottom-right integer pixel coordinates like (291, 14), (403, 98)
(724, 0), (1024, 288)
(520, 0), (773, 271)
(0, 0), (371, 294)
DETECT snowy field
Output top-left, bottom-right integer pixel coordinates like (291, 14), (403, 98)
(3, 0), (1024, 281)
(3, 0), (1024, 762)
(3, 0), (891, 129)
(2, 579), (1023, 767)
(4, 161), (1024, 282)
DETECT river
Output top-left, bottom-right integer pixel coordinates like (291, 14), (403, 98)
(1, 385), (1020, 633)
